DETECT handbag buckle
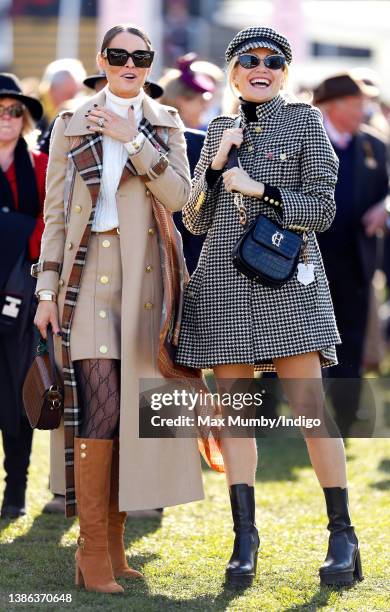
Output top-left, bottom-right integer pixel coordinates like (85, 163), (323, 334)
(47, 385), (62, 409)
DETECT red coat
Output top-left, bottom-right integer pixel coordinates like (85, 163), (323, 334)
(5, 150), (48, 260)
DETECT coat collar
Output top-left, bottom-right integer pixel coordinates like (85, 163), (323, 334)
(64, 89), (179, 137)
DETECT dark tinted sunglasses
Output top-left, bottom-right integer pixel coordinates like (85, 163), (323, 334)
(102, 48), (154, 68)
(238, 54), (286, 70)
(0, 103), (25, 118)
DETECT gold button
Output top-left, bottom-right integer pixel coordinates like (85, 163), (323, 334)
(102, 239), (111, 248)
(144, 302), (153, 310)
(270, 199), (274, 204)
(99, 310), (107, 319)
(80, 443), (87, 450)
(148, 228), (155, 236)
(81, 452), (87, 459)
(255, 126), (262, 133)
(58, 279), (64, 287)
(264, 196), (269, 202)
(67, 242), (73, 250)
(100, 275), (109, 285)
(280, 153), (287, 161)
(275, 201), (280, 206)
(247, 145), (254, 152)
(99, 345), (108, 354)
(74, 205), (82, 213)
(145, 265), (153, 273)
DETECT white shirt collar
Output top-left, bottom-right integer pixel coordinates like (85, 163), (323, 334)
(323, 114), (352, 149)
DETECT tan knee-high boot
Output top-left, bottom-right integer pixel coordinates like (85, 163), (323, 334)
(108, 439), (143, 579)
(74, 438), (124, 594)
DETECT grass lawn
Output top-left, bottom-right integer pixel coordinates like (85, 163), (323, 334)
(0, 431), (389, 612)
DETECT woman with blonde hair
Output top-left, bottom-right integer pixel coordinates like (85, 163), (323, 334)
(0, 74), (47, 519)
(176, 27), (363, 588)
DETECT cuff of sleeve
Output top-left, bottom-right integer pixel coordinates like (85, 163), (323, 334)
(124, 132), (146, 155)
(205, 166), (223, 188)
(262, 184), (283, 207)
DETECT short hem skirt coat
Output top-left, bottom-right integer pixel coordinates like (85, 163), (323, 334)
(175, 95), (341, 371)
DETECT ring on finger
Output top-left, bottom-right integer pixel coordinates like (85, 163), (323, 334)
(98, 117), (105, 128)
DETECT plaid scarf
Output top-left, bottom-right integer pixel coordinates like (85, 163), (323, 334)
(62, 119), (223, 517)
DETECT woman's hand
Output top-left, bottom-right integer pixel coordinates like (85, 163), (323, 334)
(211, 128), (244, 170)
(86, 105), (138, 143)
(223, 167), (264, 198)
(34, 301), (61, 339)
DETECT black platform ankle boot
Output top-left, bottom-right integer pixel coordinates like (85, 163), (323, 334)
(319, 487), (363, 586)
(225, 484), (260, 588)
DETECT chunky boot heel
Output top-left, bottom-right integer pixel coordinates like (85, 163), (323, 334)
(319, 487), (364, 587)
(75, 562), (85, 587)
(108, 439), (143, 579)
(225, 484), (260, 588)
(353, 549), (363, 581)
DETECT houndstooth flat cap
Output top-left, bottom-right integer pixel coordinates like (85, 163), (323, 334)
(225, 27), (292, 64)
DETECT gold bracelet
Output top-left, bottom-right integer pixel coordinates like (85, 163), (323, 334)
(38, 293), (57, 303)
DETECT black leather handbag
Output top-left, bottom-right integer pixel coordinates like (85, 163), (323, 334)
(232, 214), (303, 287)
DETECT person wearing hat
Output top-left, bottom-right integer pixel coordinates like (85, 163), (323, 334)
(176, 27), (363, 587)
(313, 73), (389, 436)
(83, 70), (164, 100)
(0, 73), (47, 519)
(159, 53), (217, 274)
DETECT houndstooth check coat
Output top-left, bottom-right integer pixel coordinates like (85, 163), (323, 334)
(175, 94), (341, 371)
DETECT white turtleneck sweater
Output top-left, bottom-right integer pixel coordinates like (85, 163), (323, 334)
(92, 85), (145, 232)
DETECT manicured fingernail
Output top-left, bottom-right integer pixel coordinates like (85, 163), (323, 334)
(84, 114), (88, 117)
(56, 331), (62, 337)
(130, 105), (134, 110)
(93, 103), (98, 107)
(86, 125), (90, 128)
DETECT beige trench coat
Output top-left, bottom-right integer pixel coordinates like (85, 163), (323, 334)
(36, 90), (204, 511)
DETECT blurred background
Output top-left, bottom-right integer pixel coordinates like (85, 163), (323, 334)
(0, 0), (389, 100)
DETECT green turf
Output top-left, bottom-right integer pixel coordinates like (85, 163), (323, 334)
(0, 432), (389, 611)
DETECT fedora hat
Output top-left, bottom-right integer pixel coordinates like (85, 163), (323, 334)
(313, 73), (379, 105)
(0, 73), (43, 121)
(225, 27), (292, 64)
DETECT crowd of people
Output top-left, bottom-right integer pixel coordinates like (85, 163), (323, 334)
(1, 20), (389, 595)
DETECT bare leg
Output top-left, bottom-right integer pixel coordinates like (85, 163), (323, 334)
(213, 364), (257, 486)
(273, 352), (347, 488)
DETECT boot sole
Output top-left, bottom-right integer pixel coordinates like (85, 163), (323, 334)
(225, 573), (255, 588)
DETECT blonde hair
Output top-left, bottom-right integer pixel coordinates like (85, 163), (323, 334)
(227, 56), (289, 97)
(22, 108), (35, 136)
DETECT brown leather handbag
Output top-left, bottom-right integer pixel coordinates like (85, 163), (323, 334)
(23, 327), (63, 429)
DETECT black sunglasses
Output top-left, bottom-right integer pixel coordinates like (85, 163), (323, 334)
(102, 48), (155, 68)
(0, 103), (25, 118)
(238, 54), (286, 70)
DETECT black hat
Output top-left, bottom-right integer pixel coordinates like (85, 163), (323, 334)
(0, 73), (43, 121)
(144, 80), (164, 99)
(313, 73), (379, 105)
(225, 27), (292, 65)
(83, 72), (163, 99)
(83, 71), (107, 90)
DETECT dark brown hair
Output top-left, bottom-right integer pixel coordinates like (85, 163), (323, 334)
(100, 24), (152, 53)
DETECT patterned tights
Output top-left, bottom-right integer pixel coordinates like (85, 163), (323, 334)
(74, 359), (120, 439)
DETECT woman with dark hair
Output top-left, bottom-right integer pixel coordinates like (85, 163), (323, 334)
(34, 23), (205, 594)
(176, 27), (363, 588)
(0, 73), (47, 519)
